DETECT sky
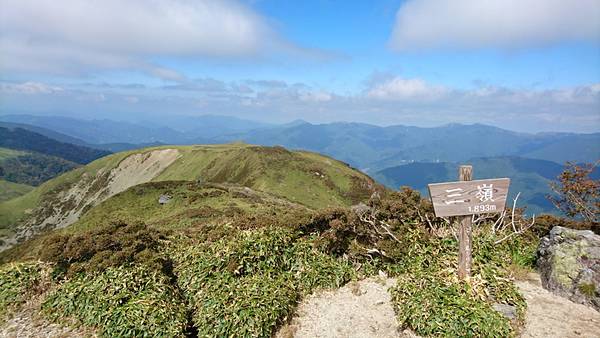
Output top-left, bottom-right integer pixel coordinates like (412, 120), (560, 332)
(0, 0), (599, 133)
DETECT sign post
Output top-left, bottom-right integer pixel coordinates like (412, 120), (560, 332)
(458, 165), (473, 280)
(427, 166), (510, 281)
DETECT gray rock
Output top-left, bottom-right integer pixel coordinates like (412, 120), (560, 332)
(158, 194), (172, 205)
(537, 226), (600, 311)
(493, 303), (517, 320)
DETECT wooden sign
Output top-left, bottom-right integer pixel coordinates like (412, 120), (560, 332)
(428, 178), (510, 217)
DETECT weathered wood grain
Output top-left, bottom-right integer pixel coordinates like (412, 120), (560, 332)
(458, 165), (473, 280)
(428, 178), (510, 217)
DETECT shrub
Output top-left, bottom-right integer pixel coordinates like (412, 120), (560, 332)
(172, 227), (355, 337)
(42, 264), (188, 337)
(0, 261), (49, 320)
(392, 273), (513, 337)
(549, 161), (599, 223)
(40, 221), (170, 278)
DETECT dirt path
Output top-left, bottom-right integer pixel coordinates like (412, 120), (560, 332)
(277, 272), (600, 338)
(276, 276), (417, 338)
(0, 297), (96, 338)
(516, 273), (600, 338)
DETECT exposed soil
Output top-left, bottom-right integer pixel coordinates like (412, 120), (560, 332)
(277, 272), (600, 338)
(276, 276), (417, 338)
(0, 296), (97, 338)
(516, 272), (600, 338)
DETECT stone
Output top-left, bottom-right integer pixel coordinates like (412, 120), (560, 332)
(492, 303), (517, 320)
(158, 194), (172, 205)
(537, 226), (600, 311)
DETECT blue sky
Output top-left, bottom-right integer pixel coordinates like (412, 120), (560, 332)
(0, 0), (599, 132)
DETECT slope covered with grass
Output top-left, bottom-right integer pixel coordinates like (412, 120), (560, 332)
(0, 147), (79, 186)
(0, 143), (379, 250)
(0, 180), (33, 202)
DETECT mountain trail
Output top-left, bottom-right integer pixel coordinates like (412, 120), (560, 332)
(0, 294), (97, 338)
(276, 272), (600, 338)
(276, 276), (417, 338)
(516, 272), (600, 338)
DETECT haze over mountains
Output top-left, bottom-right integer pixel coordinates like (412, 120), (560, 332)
(0, 113), (598, 214)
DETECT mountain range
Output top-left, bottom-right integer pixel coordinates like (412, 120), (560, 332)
(0, 113), (598, 214)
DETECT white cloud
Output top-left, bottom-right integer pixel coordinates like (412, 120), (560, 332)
(0, 0), (279, 79)
(390, 0), (600, 51)
(0, 81), (64, 94)
(366, 77), (448, 100)
(0, 0), (270, 56)
(300, 91), (333, 103)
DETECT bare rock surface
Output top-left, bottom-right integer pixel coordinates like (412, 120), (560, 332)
(537, 226), (600, 310)
(516, 272), (600, 338)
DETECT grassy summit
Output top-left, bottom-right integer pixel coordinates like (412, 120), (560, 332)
(0, 143), (379, 248)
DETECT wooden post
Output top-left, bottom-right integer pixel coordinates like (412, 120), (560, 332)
(458, 165), (472, 281)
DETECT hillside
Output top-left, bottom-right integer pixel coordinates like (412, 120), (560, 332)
(0, 143), (586, 338)
(0, 157), (539, 338)
(372, 157), (571, 215)
(0, 126), (110, 164)
(0, 147), (79, 186)
(0, 180), (33, 203)
(0, 143), (380, 250)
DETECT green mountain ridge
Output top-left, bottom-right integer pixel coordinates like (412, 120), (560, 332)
(0, 143), (381, 250)
(213, 121), (600, 168)
(0, 125), (110, 164)
(0, 147), (79, 186)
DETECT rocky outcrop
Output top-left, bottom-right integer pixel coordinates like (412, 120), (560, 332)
(537, 226), (600, 311)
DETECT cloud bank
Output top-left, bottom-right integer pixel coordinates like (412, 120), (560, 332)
(2, 76), (599, 133)
(0, 0), (282, 79)
(390, 0), (600, 50)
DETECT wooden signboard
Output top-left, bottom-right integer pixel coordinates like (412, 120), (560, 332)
(428, 178), (510, 217)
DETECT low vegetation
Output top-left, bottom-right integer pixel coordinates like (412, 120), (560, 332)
(0, 180), (33, 202)
(0, 261), (49, 320)
(0, 182), (540, 337)
(5, 145), (589, 337)
(43, 264), (188, 337)
(0, 151), (79, 186)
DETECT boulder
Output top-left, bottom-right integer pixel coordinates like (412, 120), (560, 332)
(158, 194), (172, 205)
(537, 226), (600, 311)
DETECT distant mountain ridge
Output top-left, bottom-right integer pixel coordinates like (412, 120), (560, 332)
(371, 156), (600, 215)
(2, 114), (597, 167)
(0, 125), (110, 164)
(212, 121), (600, 168)
(0, 114), (271, 145)
(1, 114), (598, 215)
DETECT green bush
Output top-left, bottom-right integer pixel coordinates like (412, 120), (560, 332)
(387, 228), (528, 338)
(392, 273), (513, 338)
(0, 261), (48, 320)
(40, 221), (170, 278)
(173, 227), (355, 337)
(42, 264), (188, 337)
